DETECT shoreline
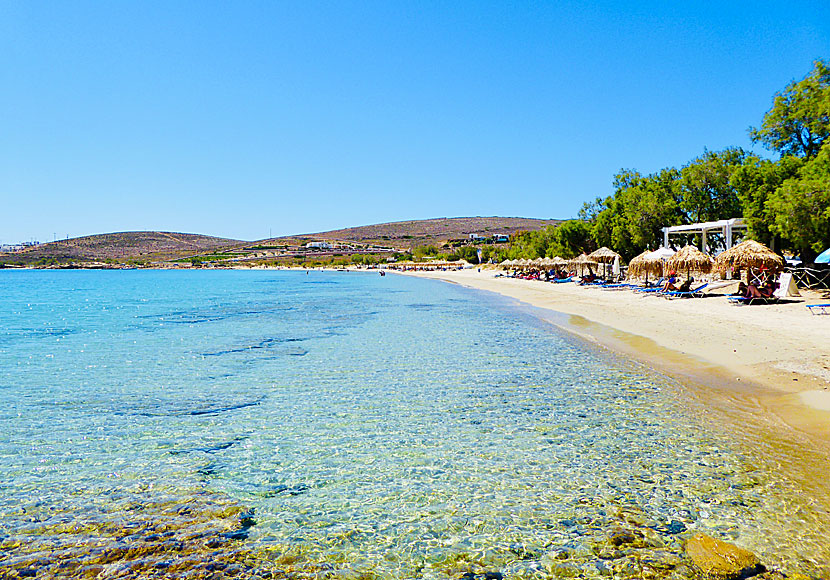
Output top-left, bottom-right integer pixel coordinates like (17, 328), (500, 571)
(395, 269), (830, 453)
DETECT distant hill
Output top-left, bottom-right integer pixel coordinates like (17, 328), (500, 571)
(2, 231), (244, 265)
(0, 217), (564, 267)
(260, 216), (562, 249)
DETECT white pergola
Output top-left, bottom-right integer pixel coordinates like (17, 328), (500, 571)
(662, 218), (746, 254)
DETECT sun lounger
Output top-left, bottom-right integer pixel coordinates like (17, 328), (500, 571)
(634, 286), (664, 294)
(727, 295), (779, 306)
(662, 283), (709, 299)
(551, 277), (573, 283)
(806, 304), (830, 315)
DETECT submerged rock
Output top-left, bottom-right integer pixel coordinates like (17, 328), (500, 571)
(638, 549), (684, 571)
(663, 520), (687, 535)
(458, 572), (503, 580)
(608, 527), (639, 546)
(685, 533), (764, 579)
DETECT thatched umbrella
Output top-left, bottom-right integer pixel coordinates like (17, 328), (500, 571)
(629, 248), (673, 281)
(667, 245), (713, 280)
(551, 256), (568, 266)
(627, 250), (652, 278)
(714, 240), (785, 279)
(646, 247), (676, 279)
(569, 253), (598, 276)
(588, 247), (620, 264)
(588, 247), (621, 279)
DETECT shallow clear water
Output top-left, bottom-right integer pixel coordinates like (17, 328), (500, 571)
(0, 270), (828, 578)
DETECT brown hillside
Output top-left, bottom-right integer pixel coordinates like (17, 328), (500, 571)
(3, 231), (244, 264)
(262, 216), (562, 249)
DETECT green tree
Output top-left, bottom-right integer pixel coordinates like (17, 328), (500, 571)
(584, 169), (681, 260)
(750, 59), (830, 159)
(625, 168), (682, 253)
(453, 245), (480, 264)
(767, 141), (830, 261)
(412, 245), (440, 260)
(678, 148), (746, 225)
(547, 220), (594, 258)
(731, 154), (804, 245)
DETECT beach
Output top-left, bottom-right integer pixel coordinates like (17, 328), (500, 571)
(397, 268), (830, 451)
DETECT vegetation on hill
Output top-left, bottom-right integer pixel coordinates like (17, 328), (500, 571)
(1, 232), (243, 266)
(264, 217), (561, 248)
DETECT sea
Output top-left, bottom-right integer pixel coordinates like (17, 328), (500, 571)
(0, 269), (828, 579)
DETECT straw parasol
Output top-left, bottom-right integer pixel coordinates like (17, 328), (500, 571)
(569, 253), (597, 276)
(714, 240), (785, 277)
(551, 256), (568, 266)
(667, 245), (713, 279)
(588, 247), (621, 278)
(628, 248), (674, 281)
(627, 250), (652, 278)
(588, 247), (621, 264)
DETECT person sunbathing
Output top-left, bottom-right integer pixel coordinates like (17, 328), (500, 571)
(675, 278), (693, 293)
(661, 272), (679, 292)
(745, 280), (776, 298)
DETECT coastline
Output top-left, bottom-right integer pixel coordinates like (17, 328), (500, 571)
(395, 268), (830, 452)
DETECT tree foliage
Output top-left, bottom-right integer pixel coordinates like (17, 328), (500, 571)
(750, 59), (830, 158)
(677, 148), (745, 225)
(766, 141), (830, 260)
(730, 154), (804, 245)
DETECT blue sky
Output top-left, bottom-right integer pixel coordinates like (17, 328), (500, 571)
(1, 1), (828, 243)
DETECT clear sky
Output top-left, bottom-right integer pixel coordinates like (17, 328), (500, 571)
(1, 1), (828, 243)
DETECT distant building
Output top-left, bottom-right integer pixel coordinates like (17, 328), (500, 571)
(466, 233), (509, 243)
(305, 241), (332, 250)
(0, 244), (24, 252)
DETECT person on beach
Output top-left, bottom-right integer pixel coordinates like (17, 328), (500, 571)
(745, 278), (777, 298)
(675, 277), (693, 293)
(661, 271), (679, 292)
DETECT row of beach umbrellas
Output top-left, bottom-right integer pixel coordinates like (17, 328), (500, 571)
(500, 240), (785, 279)
(500, 256), (570, 268)
(500, 247), (623, 269)
(629, 240), (785, 279)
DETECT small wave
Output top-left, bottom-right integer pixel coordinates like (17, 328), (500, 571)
(169, 436), (247, 455)
(116, 397), (265, 417)
(201, 337), (309, 357)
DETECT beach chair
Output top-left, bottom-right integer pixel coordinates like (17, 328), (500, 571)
(662, 283), (709, 299)
(727, 295), (779, 306)
(631, 278), (665, 293)
(601, 282), (638, 291)
(806, 304), (830, 315)
(634, 286), (664, 294)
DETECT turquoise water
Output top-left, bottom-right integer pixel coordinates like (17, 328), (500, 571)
(0, 270), (828, 578)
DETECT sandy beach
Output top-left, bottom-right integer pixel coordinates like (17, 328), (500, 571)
(398, 268), (830, 454)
